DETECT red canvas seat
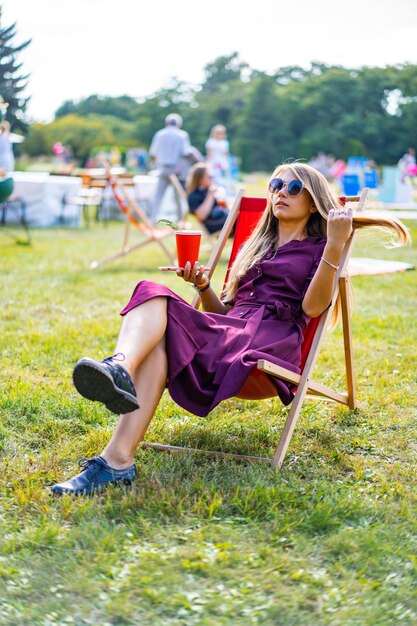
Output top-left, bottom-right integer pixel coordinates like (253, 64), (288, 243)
(144, 188), (369, 469)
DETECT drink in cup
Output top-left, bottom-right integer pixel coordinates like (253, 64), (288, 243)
(175, 230), (202, 268)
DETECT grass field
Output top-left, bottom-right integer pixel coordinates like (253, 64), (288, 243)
(1, 216), (416, 625)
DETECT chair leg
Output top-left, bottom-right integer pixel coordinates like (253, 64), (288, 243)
(339, 276), (357, 409)
(271, 392), (305, 470)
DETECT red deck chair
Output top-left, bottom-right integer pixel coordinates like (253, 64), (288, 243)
(144, 188), (369, 469)
(89, 170), (175, 269)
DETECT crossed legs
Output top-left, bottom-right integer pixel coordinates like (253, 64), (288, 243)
(52, 297), (172, 494)
(100, 297), (168, 467)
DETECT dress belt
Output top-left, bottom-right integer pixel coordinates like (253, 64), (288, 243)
(236, 300), (305, 326)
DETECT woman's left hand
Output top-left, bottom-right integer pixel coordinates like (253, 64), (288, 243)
(176, 262), (209, 288)
(327, 206), (353, 248)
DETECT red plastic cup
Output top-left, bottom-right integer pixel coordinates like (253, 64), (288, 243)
(175, 230), (202, 268)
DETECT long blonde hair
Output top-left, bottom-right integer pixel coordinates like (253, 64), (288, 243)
(222, 162), (410, 304)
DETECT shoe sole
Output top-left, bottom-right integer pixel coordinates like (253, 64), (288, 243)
(73, 358), (139, 415)
(51, 478), (135, 497)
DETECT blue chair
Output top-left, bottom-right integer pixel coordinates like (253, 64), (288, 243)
(364, 171), (378, 189)
(342, 174), (360, 195)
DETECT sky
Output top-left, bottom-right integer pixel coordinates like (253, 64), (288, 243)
(2, 0), (417, 122)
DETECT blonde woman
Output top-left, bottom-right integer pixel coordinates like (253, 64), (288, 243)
(205, 124), (230, 186)
(52, 163), (409, 495)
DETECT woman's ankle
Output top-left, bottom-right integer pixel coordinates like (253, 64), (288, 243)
(100, 451), (135, 470)
(107, 353), (135, 378)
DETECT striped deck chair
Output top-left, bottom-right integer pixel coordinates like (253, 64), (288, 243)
(89, 169), (175, 269)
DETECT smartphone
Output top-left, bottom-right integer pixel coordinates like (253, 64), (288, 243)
(158, 266), (210, 272)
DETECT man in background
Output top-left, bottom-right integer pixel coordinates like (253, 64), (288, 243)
(149, 113), (191, 223)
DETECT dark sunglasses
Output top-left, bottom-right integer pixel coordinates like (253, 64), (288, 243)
(268, 178), (304, 196)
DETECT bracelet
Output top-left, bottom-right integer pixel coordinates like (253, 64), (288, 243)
(194, 279), (211, 293)
(320, 256), (339, 271)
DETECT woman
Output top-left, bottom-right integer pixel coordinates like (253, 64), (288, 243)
(52, 163), (409, 495)
(186, 162), (229, 234)
(205, 124), (230, 186)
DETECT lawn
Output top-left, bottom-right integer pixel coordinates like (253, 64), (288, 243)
(0, 216), (416, 626)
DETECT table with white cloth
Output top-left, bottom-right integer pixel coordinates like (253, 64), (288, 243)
(11, 172), (82, 227)
(8, 172), (181, 227)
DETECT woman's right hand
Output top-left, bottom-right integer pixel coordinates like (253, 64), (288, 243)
(176, 261), (209, 288)
(327, 206), (353, 248)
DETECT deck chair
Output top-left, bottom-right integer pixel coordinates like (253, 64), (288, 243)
(143, 188), (369, 470)
(89, 170), (176, 269)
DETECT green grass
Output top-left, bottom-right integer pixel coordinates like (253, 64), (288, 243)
(0, 219), (416, 626)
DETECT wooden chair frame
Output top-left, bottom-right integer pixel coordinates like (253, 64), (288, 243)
(143, 188), (369, 470)
(89, 170), (176, 269)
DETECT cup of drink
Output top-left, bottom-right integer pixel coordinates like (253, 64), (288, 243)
(214, 186), (227, 207)
(175, 230), (202, 268)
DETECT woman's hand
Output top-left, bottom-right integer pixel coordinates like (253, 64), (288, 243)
(176, 261), (209, 288)
(327, 206), (353, 248)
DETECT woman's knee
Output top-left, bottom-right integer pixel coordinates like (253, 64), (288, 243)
(124, 296), (167, 321)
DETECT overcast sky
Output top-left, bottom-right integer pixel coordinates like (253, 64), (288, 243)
(2, 0), (417, 122)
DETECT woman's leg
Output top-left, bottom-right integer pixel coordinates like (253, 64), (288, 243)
(51, 313), (169, 494)
(113, 297), (167, 375)
(100, 337), (168, 469)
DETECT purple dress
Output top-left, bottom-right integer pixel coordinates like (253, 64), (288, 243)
(120, 237), (327, 417)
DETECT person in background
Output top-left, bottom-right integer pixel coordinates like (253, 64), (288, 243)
(186, 162), (230, 234)
(397, 148), (416, 182)
(0, 121), (15, 175)
(176, 145), (204, 189)
(149, 113), (191, 223)
(205, 124), (230, 187)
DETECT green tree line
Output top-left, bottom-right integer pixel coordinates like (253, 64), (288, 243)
(24, 52), (417, 170)
(0, 7), (30, 132)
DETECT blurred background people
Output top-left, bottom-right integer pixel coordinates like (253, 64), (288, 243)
(205, 124), (230, 187)
(149, 113), (191, 223)
(186, 162), (230, 234)
(308, 151), (334, 178)
(0, 120), (15, 175)
(397, 147), (416, 182)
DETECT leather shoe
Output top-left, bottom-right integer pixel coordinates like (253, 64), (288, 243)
(73, 356), (139, 414)
(51, 456), (136, 495)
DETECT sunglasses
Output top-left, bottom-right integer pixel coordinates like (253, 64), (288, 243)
(268, 178), (304, 197)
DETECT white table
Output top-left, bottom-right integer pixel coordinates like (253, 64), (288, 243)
(11, 172), (82, 227)
(9, 172), (182, 227)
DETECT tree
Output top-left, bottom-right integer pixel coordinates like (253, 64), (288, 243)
(132, 78), (195, 147)
(0, 7), (31, 131)
(239, 74), (295, 171)
(55, 94), (141, 122)
(202, 52), (249, 94)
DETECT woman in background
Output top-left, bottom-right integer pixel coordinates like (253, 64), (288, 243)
(186, 162), (230, 234)
(205, 124), (230, 187)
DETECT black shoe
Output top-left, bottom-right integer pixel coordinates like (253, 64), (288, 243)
(51, 456), (136, 496)
(73, 356), (139, 414)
